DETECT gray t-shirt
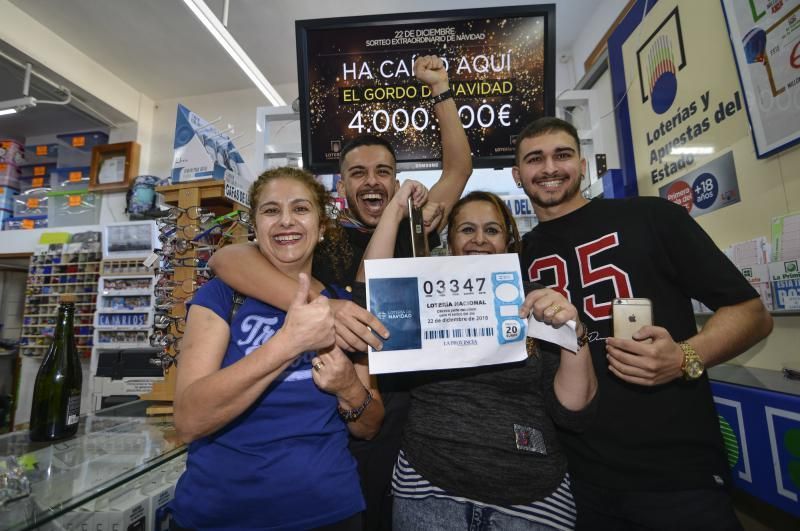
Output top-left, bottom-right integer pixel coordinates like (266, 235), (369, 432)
(402, 340), (597, 505)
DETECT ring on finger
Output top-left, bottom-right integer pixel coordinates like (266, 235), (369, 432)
(312, 361), (325, 371)
(548, 304), (562, 315)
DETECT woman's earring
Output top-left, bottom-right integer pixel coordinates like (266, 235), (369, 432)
(319, 234), (325, 242)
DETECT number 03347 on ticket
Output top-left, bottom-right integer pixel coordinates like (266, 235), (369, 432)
(365, 253), (528, 374)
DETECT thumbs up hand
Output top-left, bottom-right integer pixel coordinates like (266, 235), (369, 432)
(282, 273), (335, 354)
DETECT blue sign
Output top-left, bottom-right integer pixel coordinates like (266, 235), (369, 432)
(368, 277), (422, 351)
(712, 380), (800, 517)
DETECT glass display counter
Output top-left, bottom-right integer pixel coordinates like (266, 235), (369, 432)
(709, 364), (800, 519)
(0, 401), (184, 530)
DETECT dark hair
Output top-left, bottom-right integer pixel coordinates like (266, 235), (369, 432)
(248, 167), (352, 283)
(446, 191), (521, 254)
(339, 135), (397, 172)
(515, 117), (581, 164)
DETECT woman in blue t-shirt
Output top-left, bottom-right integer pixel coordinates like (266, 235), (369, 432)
(170, 167), (384, 530)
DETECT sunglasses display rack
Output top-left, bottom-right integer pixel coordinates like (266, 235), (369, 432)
(89, 260), (162, 412)
(141, 180), (251, 415)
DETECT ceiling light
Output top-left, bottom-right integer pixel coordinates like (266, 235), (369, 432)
(0, 96), (38, 115)
(182, 0), (286, 107)
(0, 62), (72, 119)
(670, 147), (714, 155)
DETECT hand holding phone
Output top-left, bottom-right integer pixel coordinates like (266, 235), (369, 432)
(612, 298), (652, 339)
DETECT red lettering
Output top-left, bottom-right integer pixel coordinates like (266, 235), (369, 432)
(576, 234), (633, 320)
(528, 254), (570, 300)
(791, 40), (800, 69)
(528, 233), (635, 321)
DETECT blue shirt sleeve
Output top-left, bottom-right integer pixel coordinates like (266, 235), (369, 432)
(186, 278), (235, 323)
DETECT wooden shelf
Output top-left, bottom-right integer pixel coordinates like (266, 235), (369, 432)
(157, 179), (246, 210)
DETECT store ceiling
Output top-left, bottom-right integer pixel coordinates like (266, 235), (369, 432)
(0, 43), (133, 139)
(6, 0), (596, 103)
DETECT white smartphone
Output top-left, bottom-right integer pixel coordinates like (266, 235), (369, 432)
(612, 298), (653, 339)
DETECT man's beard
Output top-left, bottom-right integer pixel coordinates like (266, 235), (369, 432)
(529, 176), (581, 208)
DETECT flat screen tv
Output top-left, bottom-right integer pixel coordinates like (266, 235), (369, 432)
(295, 5), (556, 173)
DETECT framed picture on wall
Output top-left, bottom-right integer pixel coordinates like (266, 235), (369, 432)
(721, 1), (800, 158)
(102, 220), (158, 259)
(89, 141), (140, 191)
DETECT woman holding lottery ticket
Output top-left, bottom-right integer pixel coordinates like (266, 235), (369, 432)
(170, 167), (384, 530)
(357, 184), (597, 531)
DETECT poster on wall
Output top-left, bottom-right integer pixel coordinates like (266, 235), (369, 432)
(295, 6), (555, 173)
(171, 104), (253, 206)
(608, 0), (756, 203)
(720, 0), (800, 158)
(658, 151), (741, 217)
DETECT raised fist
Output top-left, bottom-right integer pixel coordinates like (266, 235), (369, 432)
(415, 55), (449, 95)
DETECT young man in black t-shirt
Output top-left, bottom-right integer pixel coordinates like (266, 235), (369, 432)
(512, 117), (772, 530)
(210, 55), (472, 530)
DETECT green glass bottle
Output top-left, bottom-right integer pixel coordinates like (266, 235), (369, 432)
(29, 293), (83, 441)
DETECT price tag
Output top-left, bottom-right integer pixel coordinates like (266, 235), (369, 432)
(32, 177), (44, 187)
(26, 198), (40, 208)
(72, 136), (86, 148)
(22, 219), (34, 229)
(142, 252), (160, 269)
(365, 254), (528, 374)
(68, 195), (82, 207)
(36, 145), (48, 156)
(69, 171), (82, 182)
(34, 166), (46, 176)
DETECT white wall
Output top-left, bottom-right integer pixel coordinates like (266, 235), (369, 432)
(569, 0), (631, 81)
(148, 82), (298, 179)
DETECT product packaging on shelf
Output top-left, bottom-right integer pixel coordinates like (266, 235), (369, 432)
(0, 185), (17, 210)
(0, 162), (20, 188)
(24, 143), (59, 165)
(13, 189), (48, 217)
(0, 139), (24, 165)
(51, 166), (91, 191)
(768, 259), (800, 311)
(737, 263), (774, 311)
(19, 163), (56, 194)
(56, 131), (109, 152)
(47, 190), (100, 227)
(3, 214), (47, 231)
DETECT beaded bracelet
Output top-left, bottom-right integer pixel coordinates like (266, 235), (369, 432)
(337, 388), (373, 422)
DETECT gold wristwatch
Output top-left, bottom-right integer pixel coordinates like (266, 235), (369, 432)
(679, 341), (704, 380)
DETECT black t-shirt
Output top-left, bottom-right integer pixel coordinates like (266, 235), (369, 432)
(313, 221), (441, 288)
(520, 197), (757, 491)
(313, 218), (441, 530)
